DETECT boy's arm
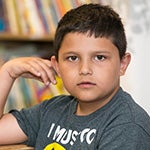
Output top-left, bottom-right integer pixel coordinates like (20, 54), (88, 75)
(0, 64), (27, 144)
(0, 57), (56, 144)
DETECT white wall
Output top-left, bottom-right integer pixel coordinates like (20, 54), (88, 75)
(105, 0), (150, 114)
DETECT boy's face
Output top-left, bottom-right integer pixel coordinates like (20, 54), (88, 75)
(52, 32), (130, 112)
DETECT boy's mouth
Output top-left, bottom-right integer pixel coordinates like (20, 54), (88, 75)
(77, 81), (96, 88)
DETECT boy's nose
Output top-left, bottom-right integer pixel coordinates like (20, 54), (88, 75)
(79, 61), (93, 75)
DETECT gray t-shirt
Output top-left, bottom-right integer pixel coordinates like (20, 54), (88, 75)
(11, 88), (150, 150)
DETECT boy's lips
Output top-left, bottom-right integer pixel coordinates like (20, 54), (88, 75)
(77, 81), (96, 88)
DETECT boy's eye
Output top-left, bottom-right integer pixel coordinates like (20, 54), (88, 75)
(95, 55), (106, 61)
(67, 56), (78, 62)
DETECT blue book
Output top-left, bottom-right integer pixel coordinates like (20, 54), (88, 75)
(0, 0), (7, 32)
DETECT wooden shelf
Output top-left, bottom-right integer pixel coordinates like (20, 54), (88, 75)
(0, 33), (54, 42)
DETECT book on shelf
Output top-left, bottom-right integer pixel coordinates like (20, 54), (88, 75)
(2, 0), (20, 34)
(4, 76), (67, 112)
(39, 0), (56, 35)
(0, 0), (8, 32)
(23, 0), (46, 35)
(35, 0), (51, 34)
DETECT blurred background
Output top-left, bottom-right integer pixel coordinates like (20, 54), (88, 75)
(107, 0), (150, 115)
(0, 0), (150, 114)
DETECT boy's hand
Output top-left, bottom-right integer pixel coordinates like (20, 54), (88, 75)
(2, 57), (57, 85)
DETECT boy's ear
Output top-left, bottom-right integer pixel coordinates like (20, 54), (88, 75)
(51, 56), (61, 77)
(120, 52), (131, 76)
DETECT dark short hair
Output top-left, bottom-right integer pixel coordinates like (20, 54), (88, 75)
(53, 3), (127, 60)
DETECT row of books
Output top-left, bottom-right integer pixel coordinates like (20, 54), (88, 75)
(0, 44), (67, 112)
(0, 0), (101, 37)
(5, 76), (67, 112)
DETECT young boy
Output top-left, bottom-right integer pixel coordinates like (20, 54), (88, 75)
(0, 3), (150, 150)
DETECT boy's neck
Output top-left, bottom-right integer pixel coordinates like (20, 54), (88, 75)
(75, 87), (120, 116)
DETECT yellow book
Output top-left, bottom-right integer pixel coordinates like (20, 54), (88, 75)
(14, 0), (29, 35)
(13, 0), (22, 34)
(62, 0), (74, 13)
(2, 0), (19, 34)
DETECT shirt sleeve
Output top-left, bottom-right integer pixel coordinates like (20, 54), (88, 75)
(9, 95), (68, 146)
(98, 123), (150, 150)
(10, 101), (46, 146)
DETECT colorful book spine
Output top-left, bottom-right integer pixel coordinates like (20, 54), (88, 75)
(62, 0), (74, 12)
(23, 0), (46, 36)
(40, 0), (56, 35)
(2, 0), (19, 34)
(35, 0), (50, 34)
(14, 0), (29, 35)
(0, 0), (7, 32)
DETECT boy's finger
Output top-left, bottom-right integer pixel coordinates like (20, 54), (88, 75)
(28, 59), (56, 85)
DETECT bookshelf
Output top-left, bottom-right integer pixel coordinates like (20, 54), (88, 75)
(0, 0), (98, 38)
(0, 32), (54, 41)
(0, 0), (101, 39)
(0, 0), (100, 112)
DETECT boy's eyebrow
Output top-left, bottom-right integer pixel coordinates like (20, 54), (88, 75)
(61, 50), (112, 55)
(61, 51), (78, 55)
(94, 50), (112, 53)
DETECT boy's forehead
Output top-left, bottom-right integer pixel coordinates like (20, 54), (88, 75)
(59, 32), (119, 54)
(63, 31), (95, 38)
(62, 32), (114, 46)
(62, 32), (99, 43)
